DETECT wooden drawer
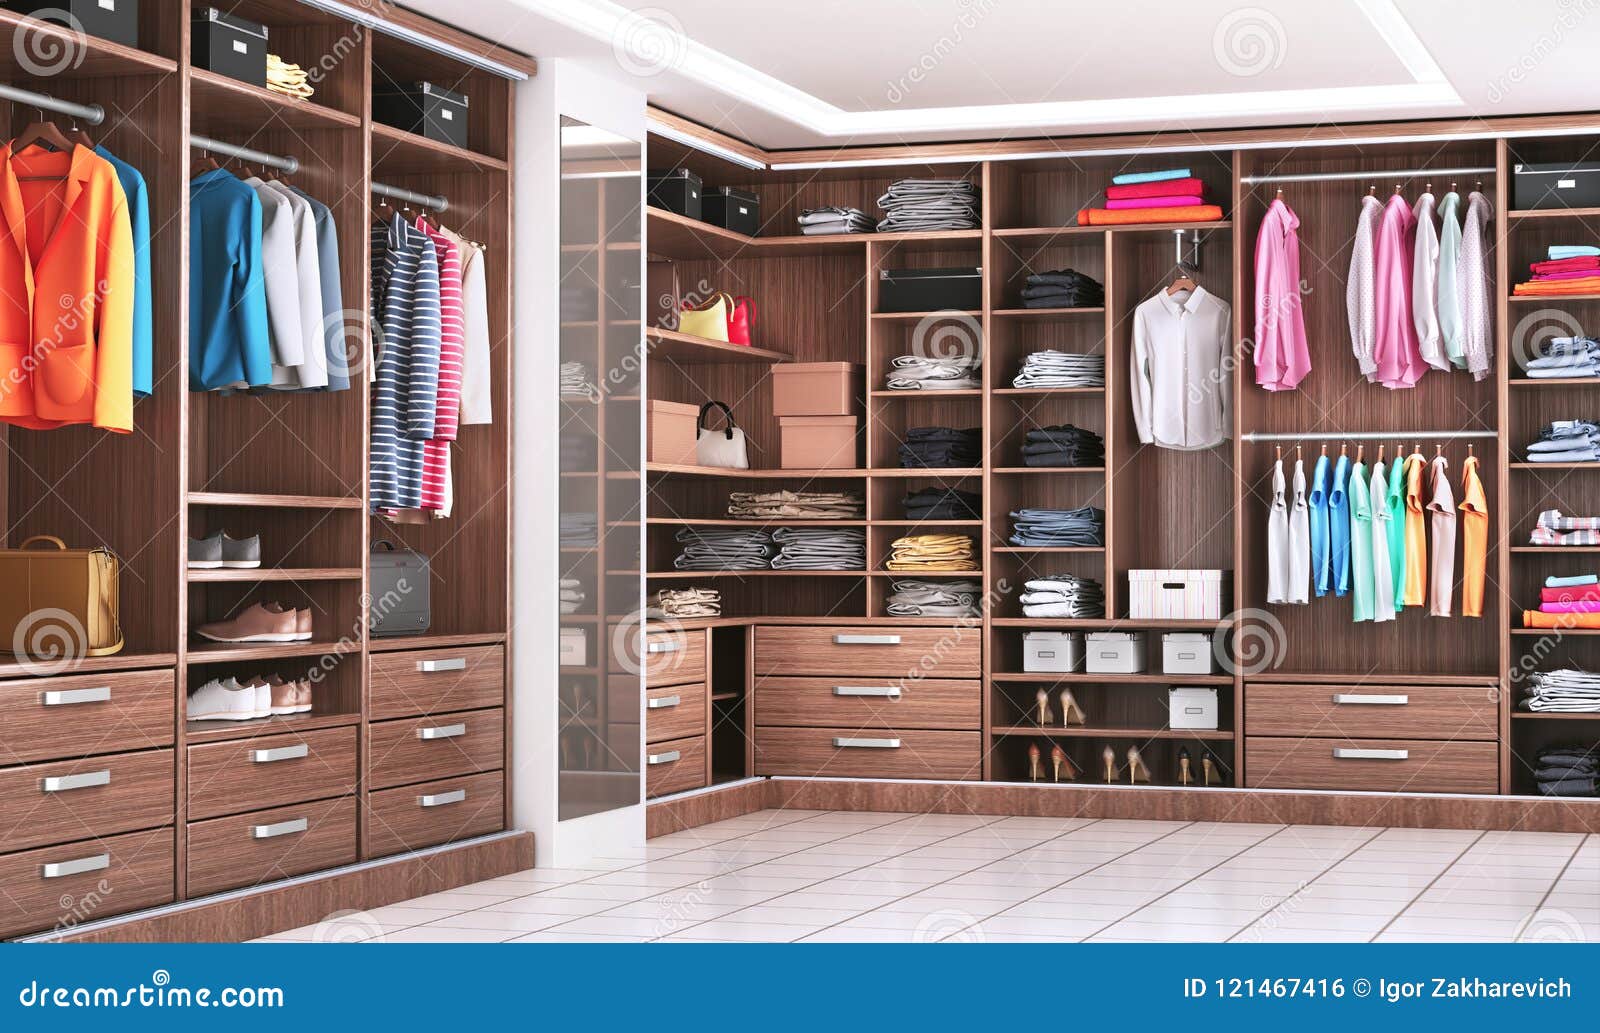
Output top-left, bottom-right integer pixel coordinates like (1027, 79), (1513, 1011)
(645, 630), (707, 688)
(646, 734), (707, 797)
(647, 680), (707, 744)
(755, 726), (982, 781)
(1245, 737), (1499, 794)
(370, 645), (504, 721)
(0, 668), (173, 765)
(1246, 682), (1497, 741)
(365, 771), (503, 858)
(755, 625), (979, 679)
(0, 748), (173, 853)
(187, 726), (357, 821)
(755, 676), (980, 730)
(187, 796), (357, 898)
(368, 709), (505, 790)
(0, 826), (173, 939)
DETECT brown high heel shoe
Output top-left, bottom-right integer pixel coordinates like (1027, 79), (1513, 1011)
(1126, 745), (1152, 785)
(1177, 747), (1194, 786)
(1034, 688), (1052, 725)
(1059, 688), (1086, 726)
(1052, 744), (1079, 782)
(1028, 742), (1043, 781)
(1202, 755), (1222, 786)
(1101, 744), (1117, 783)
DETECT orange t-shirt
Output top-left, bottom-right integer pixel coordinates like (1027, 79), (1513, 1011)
(1402, 453), (1428, 607)
(1459, 455), (1487, 617)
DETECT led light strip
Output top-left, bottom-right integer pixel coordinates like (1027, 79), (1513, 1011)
(295, 0), (531, 80)
(648, 118), (766, 170)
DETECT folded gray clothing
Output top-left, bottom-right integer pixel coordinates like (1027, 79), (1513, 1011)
(877, 179), (981, 232)
(559, 512), (597, 547)
(1019, 573), (1105, 618)
(886, 354), (981, 391)
(1527, 363), (1600, 378)
(673, 527), (774, 571)
(886, 578), (982, 617)
(559, 361), (596, 397)
(769, 527), (865, 570)
(799, 206), (877, 234)
(1009, 507), (1105, 547)
(1526, 448), (1600, 463)
(1539, 777), (1598, 796)
(1013, 351), (1105, 389)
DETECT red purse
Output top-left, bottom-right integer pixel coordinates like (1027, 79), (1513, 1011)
(727, 295), (755, 346)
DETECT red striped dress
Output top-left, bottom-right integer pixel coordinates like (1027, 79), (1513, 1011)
(416, 216), (464, 511)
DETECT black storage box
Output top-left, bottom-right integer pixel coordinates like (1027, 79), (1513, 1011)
(878, 267), (984, 313)
(1513, 162), (1600, 211)
(702, 186), (760, 235)
(369, 541), (431, 637)
(191, 7), (266, 86)
(14, 0), (138, 48)
(374, 81), (470, 149)
(647, 168), (702, 220)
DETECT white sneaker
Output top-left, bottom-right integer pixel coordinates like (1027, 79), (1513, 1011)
(187, 678), (261, 721)
(238, 678), (272, 718)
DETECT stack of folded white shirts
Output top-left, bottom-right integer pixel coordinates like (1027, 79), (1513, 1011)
(886, 354), (981, 391)
(876, 179), (981, 233)
(655, 587), (721, 618)
(886, 578), (983, 618)
(1531, 510), (1600, 547)
(1524, 668), (1600, 712)
(560, 361), (597, 398)
(770, 528), (866, 570)
(1012, 350), (1105, 389)
(1019, 574), (1105, 618)
(798, 206), (878, 235)
(726, 489), (864, 519)
(559, 577), (586, 615)
(1524, 337), (1600, 379)
(673, 528), (773, 571)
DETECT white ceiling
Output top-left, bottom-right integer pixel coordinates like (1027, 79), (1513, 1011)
(408, 0), (1600, 151)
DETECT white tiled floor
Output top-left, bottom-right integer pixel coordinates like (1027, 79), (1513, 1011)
(254, 810), (1599, 943)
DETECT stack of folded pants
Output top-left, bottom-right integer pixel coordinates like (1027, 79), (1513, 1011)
(1009, 507), (1105, 547)
(798, 206), (877, 235)
(1020, 574), (1105, 618)
(673, 528), (773, 571)
(885, 534), (978, 572)
(559, 511), (597, 548)
(899, 427), (982, 468)
(770, 528), (865, 570)
(876, 179), (981, 232)
(1533, 744), (1598, 796)
(1013, 350), (1105, 388)
(560, 361), (596, 398)
(886, 354), (981, 391)
(1524, 336), (1600, 378)
(903, 486), (982, 521)
(887, 578), (983, 618)
(727, 489), (864, 519)
(655, 587), (721, 618)
(1019, 269), (1104, 309)
(559, 577), (586, 615)
(1526, 420), (1600, 463)
(1531, 510), (1600, 547)
(1021, 424), (1105, 467)
(1523, 668), (1600, 712)
(560, 430), (597, 471)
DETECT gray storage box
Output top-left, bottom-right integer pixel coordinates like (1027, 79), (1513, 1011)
(1084, 631), (1146, 674)
(369, 540), (431, 637)
(1023, 631), (1082, 673)
(1162, 632), (1217, 674)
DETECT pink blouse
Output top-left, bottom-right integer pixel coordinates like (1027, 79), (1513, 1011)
(1373, 193), (1426, 389)
(1253, 198), (1311, 391)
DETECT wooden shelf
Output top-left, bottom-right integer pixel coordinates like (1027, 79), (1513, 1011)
(1512, 711), (1600, 720)
(646, 462), (869, 478)
(0, 11), (177, 77)
(645, 207), (876, 260)
(1107, 219), (1232, 233)
(992, 226), (1107, 244)
(1514, 627), (1600, 636)
(0, 651), (176, 681)
(992, 466), (1105, 475)
(870, 310), (982, 321)
(1510, 293), (1600, 303)
(190, 68), (360, 132)
(991, 724), (1235, 741)
(187, 641), (361, 664)
(989, 618), (1226, 630)
(648, 517), (866, 527)
(644, 570), (870, 578)
(187, 567), (362, 583)
(185, 711), (361, 745)
(711, 691), (741, 702)
(868, 467), (983, 478)
(991, 307), (1106, 320)
(870, 389), (984, 398)
(991, 672), (1232, 685)
(1246, 671), (1501, 685)
(371, 121), (508, 174)
(991, 546), (1105, 554)
(187, 492), (364, 509)
(1509, 378), (1600, 387)
(646, 327), (792, 364)
(1512, 462), (1600, 470)
(991, 386), (1104, 396)
(369, 632), (506, 652)
(872, 518), (984, 527)
(1512, 546), (1600, 553)
(1508, 207), (1600, 220)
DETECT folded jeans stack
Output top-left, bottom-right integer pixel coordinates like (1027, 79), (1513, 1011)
(559, 577), (586, 615)
(673, 527), (773, 571)
(887, 578), (983, 618)
(1523, 668), (1600, 713)
(559, 511), (597, 548)
(1013, 350), (1105, 388)
(1020, 574), (1106, 618)
(1532, 745), (1598, 797)
(1525, 420), (1600, 463)
(875, 179), (981, 233)
(1009, 507), (1105, 547)
(655, 587), (721, 618)
(898, 426), (982, 468)
(798, 206), (877, 235)
(885, 534), (978, 572)
(560, 361), (597, 398)
(1021, 424), (1105, 467)
(903, 486), (982, 521)
(1531, 510), (1600, 547)
(726, 489), (864, 519)
(1523, 336), (1600, 379)
(885, 354), (981, 391)
(770, 528), (866, 570)
(1019, 269), (1105, 309)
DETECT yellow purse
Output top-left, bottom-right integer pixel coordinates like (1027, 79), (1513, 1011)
(0, 535), (124, 662)
(678, 291), (732, 341)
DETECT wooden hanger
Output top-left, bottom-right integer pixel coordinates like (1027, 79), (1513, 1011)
(1166, 262), (1197, 296)
(1320, 443), (1327, 456)
(64, 117), (94, 151)
(1368, 184), (1377, 196)
(13, 112), (74, 156)
(1377, 443), (1385, 463)
(1356, 443), (1365, 463)
(1467, 442), (1474, 457)
(1275, 445), (1283, 462)
(1295, 445), (1302, 460)
(1339, 441), (1348, 457)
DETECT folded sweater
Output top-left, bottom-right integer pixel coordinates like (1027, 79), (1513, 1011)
(1077, 204), (1224, 226)
(1105, 177), (1204, 201)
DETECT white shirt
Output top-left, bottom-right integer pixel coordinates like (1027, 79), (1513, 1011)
(1412, 192), (1449, 371)
(454, 238), (493, 425)
(1267, 458), (1289, 604)
(263, 180), (329, 389)
(1436, 191), (1466, 369)
(1370, 460), (1395, 623)
(1288, 457), (1310, 604)
(1458, 191), (1494, 382)
(244, 177), (305, 388)
(1130, 286), (1232, 451)
(1346, 194), (1381, 380)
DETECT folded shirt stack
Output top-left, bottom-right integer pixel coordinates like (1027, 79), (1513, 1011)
(1513, 249), (1600, 297)
(1008, 507), (1105, 548)
(898, 426), (982, 469)
(1523, 668), (1600, 713)
(1012, 350), (1105, 389)
(673, 527), (774, 571)
(876, 179), (981, 233)
(1531, 510), (1600, 547)
(655, 587), (721, 618)
(1532, 744), (1598, 797)
(560, 361), (596, 398)
(559, 577), (586, 615)
(903, 486), (982, 521)
(1525, 420), (1600, 464)
(1021, 424), (1105, 467)
(559, 511), (597, 548)
(770, 528), (865, 570)
(885, 534), (978, 572)
(1076, 168), (1224, 226)
(1524, 573), (1600, 628)
(1019, 269), (1105, 309)
(886, 578), (983, 618)
(1523, 336), (1600, 378)
(886, 354), (981, 391)
(726, 489), (864, 519)
(798, 206), (877, 235)
(266, 54), (314, 99)
(1020, 574), (1106, 619)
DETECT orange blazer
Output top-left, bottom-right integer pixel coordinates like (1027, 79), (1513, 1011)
(0, 144), (135, 433)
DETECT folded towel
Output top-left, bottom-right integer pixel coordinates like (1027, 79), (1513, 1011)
(1105, 177), (1205, 201)
(1077, 204), (1224, 226)
(1532, 256), (1600, 276)
(1110, 168), (1192, 186)
(1105, 195), (1205, 211)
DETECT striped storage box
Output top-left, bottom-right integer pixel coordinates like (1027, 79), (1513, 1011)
(1127, 569), (1230, 620)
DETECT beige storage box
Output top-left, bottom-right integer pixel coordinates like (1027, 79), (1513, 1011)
(779, 415), (860, 469)
(647, 400), (700, 465)
(771, 361), (864, 417)
(1169, 686), (1219, 730)
(1023, 631), (1082, 673)
(559, 627), (588, 667)
(1084, 631), (1147, 674)
(1162, 632), (1218, 674)
(1127, 569), (1231, 620)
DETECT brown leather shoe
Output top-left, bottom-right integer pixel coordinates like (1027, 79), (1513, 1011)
(195, 603), (299, 643)
(268, 678), (299, 716)
(294, 679), (313, 713)
(262, 603), (313, 641)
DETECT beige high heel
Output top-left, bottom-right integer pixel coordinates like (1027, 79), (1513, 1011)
(1028, 742), (1043, 781)
(1059, 688), (1086, 726)
(1126, 745), (1152, 785)
(1034, 688), (1052, 725)
(1101, 744), (1117, 783)
(1052, 744), (1079, 782)
(1177, 747), (1194, 786)
(1202, 756), (1221, 786)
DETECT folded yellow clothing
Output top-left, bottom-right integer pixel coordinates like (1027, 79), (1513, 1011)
(887, 534), (977, 570)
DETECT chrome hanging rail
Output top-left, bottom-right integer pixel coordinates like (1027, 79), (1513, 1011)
(190, 134), (299, 174)
(372, 181), (449, 212)
(1241, 430), (1498, 443)
(0, 82), (104, 126)
(1239, 166), (1495, 186)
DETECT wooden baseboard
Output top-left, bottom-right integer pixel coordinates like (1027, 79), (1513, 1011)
(646, 779), (768, 837)
(32, 832), (535, 943)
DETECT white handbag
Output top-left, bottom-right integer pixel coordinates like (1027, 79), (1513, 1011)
(695, 401), (750, 469)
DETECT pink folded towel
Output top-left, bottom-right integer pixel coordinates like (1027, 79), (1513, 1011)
(1105, 195), (1204, 211)
(1532, 268), (1600, 281)
(1106, 177), (1204, 201)
(1540, 599), (1600, 613)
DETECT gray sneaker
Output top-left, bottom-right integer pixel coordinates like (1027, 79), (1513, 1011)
(187, 534), (223, 568)
(221, 533), (261, 569)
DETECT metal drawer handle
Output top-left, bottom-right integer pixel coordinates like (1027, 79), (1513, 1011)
(833, 737), (901, 749)
(417, 723), (467, 740)
(1332, 693), (1409, 706)
(646, 640), (681, 654)
(417, 657), (467, 673)
(252, 743), (309, 764)
(647, 695), (681, 710)
(41, 853), (109, 879)
(41, 686), (111, 706)
(646, 750), (681, 765)
(40, 770), (111, 793)
(418, 789), (467, 807)
(1333, 748), (1409, 761)
(832, 685), (902, 699)
(833, 634), (901, 645)
(251, 818), (308, 840)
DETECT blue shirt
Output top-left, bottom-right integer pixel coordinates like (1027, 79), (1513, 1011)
(1309, 454), (1331, 597)
(1329, 454), (1351, 597)
(96, 146), (151, 397)
(190, 169), (272, 390)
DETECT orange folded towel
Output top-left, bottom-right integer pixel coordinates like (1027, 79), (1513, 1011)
(1513, 277), (1600, 295)
(1523, 609), (1600, 629)
(1076, 204), (1224, 226)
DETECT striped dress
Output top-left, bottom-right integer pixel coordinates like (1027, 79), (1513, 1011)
(417, 217), (464, 511)
(369, 213), (442, 512)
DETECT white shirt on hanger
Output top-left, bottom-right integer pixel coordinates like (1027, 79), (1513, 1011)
(1267, 457), (1290, 605)
(1370, 459), (1396, 623)
(1346, 194), (1382, 382)
(263, 180), (329, 390)
(1412, 192), (1450, 372)
(1458, 191), (1495, 382)
(1130, 286), (1232, 451)
(244, 177), (306, 389)
(1288, 457), (1310, 604)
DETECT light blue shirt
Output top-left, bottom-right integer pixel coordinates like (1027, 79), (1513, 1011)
(96, 146), (151, 397)
(1309, 454), (1331, 597)
(1329, 454), (1351, 597)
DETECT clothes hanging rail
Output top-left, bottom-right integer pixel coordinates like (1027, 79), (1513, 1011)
(1241, 430), (1498, 442)
(372, 181), (449, 212)
(190, 134), (299, 174)
(0, 83), (104, 126)
(1239, 166), (1495, 186)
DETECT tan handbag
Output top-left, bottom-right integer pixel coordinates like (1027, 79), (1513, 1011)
(678, 291), (733, 341)
(0, 536), (123, 660)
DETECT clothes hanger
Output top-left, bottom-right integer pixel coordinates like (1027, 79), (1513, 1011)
(1339, 441), (1348, 457)
(1356, 443), (1365, 463)
(1295, 445), (1302, 461)
(1320, 443), (1327, 457)
(1166, 260), (1197, 296)
(1275, 444), (1282, 462)
(1377, 443), (1385, 464)
(63, 115), (94, 151)
(13, 108), (74, 157)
